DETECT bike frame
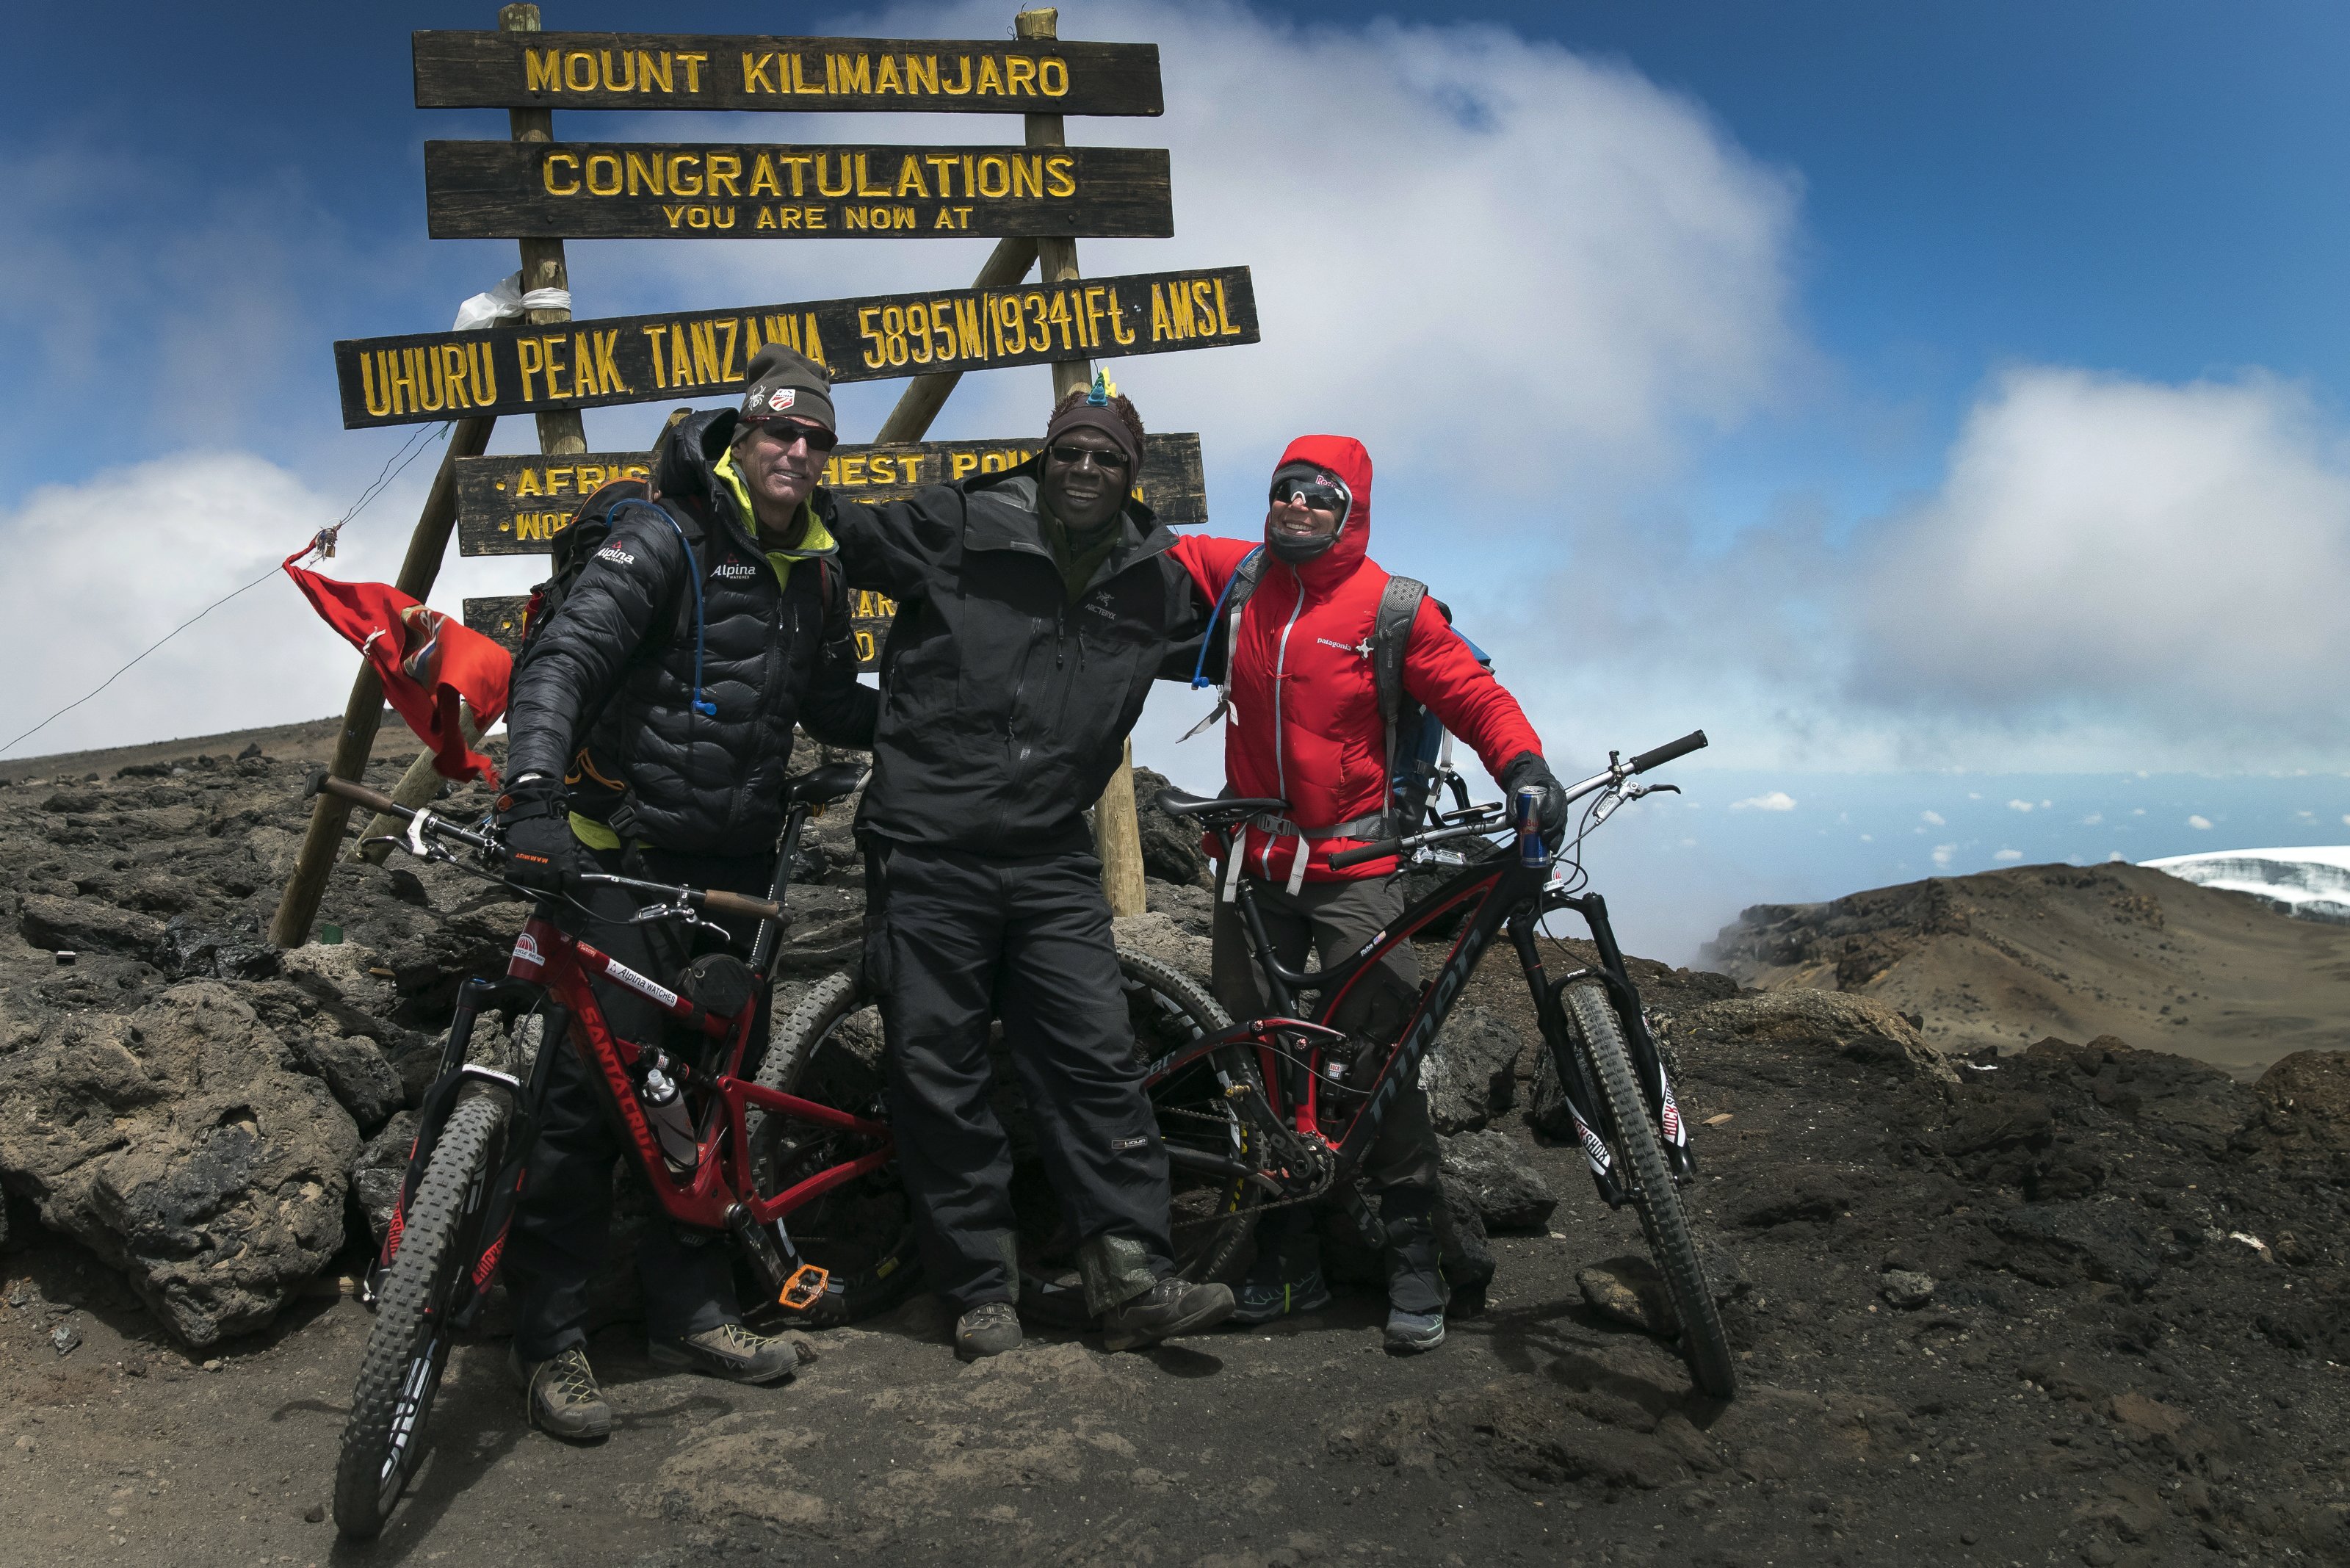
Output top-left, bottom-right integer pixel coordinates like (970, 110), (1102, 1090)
(1141, 839), (1693, 1231)
(369, 792), (891, 1324)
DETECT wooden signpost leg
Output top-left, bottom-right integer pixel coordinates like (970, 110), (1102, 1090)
(1014, 6), (1149, 919)
(269, 0), (585, 948)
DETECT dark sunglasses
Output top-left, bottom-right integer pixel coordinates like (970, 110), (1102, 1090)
(1270, 479), (1348, 516)
(1046, 443), (1132, 471)
(745, 419), (839, 452)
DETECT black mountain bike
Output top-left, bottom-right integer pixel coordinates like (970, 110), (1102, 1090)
(1132, 731), (1736, 1398)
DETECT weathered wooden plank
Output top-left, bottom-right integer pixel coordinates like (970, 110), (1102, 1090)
(423, 140), (1171, 241)
(455, 433), (1206, 557)
(333, 265), (1254, 429)
(413, 31), (1163, 117)
(466, 588), (899, 675)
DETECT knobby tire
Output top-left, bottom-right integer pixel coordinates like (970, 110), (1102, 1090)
(332, 1094), (505, 1539)
(750, 970), (924, 1326)
(1563, 983), (1738, 1399)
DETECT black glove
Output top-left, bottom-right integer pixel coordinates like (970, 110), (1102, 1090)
(495, 775), (574, 897)
(1499, 751), (1569, 849)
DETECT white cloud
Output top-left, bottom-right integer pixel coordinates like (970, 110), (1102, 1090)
(2188, 814), (2214, 830)
(1730, 790), (1798, 812)
(2006, 798), (2033, 812)
(1931, 843), (1956, 867)
(0, 452), (426, 757)
(1856, 368), (2350, 756)
(1920, 809), (1945, 825)
(2082, 812), (2103, 825)
(1993, 848), (2023, 862)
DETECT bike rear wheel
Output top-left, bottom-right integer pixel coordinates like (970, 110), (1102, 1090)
(1125, 950), (1276, 1285)
(333, 1093), (505, 1539)
(749, 971), (923, 1327)
(1563, 983), (1738, 1399)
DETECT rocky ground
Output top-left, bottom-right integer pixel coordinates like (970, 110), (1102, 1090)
(4, 730), (2350, 1566)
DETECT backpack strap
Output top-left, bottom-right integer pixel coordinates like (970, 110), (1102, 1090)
(1371, 574), (1429, 836)
(1180, 546), (1269, 740)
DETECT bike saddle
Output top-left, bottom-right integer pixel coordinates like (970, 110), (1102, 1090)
(786, 761), (870, 807)
(1155, 787), (1289, 822)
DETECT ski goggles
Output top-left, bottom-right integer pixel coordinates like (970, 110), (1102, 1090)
(1269, 474), (1351, 519)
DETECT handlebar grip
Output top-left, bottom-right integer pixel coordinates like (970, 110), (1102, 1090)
(315, 773), (407, 818)
(1326, 839), (1401, 870)
(701, 889), (785, 922)
(1629, 730), (1708, 774)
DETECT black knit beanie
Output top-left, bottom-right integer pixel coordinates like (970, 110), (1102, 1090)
(739, 344), (835, 432)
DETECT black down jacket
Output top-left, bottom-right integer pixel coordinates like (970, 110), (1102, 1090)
(820, 459), (1208, 857)
(504, 408), (878, 853)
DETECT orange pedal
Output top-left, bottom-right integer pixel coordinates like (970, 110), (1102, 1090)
(778, 1263), (831, 1312)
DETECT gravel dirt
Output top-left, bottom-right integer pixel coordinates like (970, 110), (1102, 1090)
(4, 727), (2349, 1567)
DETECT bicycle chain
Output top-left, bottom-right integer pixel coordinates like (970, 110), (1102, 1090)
(1157, 1099), (1341, 1229)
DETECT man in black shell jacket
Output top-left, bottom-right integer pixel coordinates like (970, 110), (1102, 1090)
(494, 344), (875, 1439)
(817, 379), (1234, 1359)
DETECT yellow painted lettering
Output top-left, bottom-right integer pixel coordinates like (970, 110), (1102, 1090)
(516, 469), (543, 498)
(907, 54), (939, 95)
(668, 323), (693, 383)
(678, 53), (706, 93)
(471, 339), (497, 400)
(1005, 57), (1037, 96)
(640, 327), (669, 389)
(1213, 278), (1242, 336)
(924, 153), (958, 198)
(803, 312), (826, 364)
(1082, 286), (1107, 352)
(748, 153), (779, 197)
(525, 48), (560, 93)
(1044, 154), (1076, 198)
(858, 307), (885, 369)
(637, 50), (672, 93)
(707, 153), (742, 197)
(514, 339), (542, 402)
(690, 322), (720, 384)
(662, 204), (686, 228)
(1040, 58), (1069, 97)
(775, 205), (801, 229)
(976, 155), (1010, 199)
(955, 297), (986, 360)
(1010, 155), (1044, 198)
(547, 467), (574, 496)
(755, 206), (776, 230)
(839, 456), (868, 485)
(816, 153), (852, 198)
(777, 154), (811, 196)
(542, 336), (571, 399)
(791, 52), (823, 93)
(1149, 283), (1171, 344)
(599, 49), (634, 92)
(855, 153), (891, 198)
(1048, 289), (1074, 350)
(564, 51), (596, 92)
(625, 151), (665, 195)
(952, 452), (979, 480)
(542, 152), (581, 196)
(585, 152), (621, 196)
(361, 351), (393, 417)
(875, 55), (903, 95)
(595, 330), (626, 393)
(976, 56), (1004, 95)
(741, 51), (776, 94)
(717, 318), (740, 382)
(668, 154), (702, 196)
(895, 155), (930, 198)
(943, 56), (972, 95)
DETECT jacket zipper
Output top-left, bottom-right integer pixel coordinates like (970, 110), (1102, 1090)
(1263, 573), (1308, 878)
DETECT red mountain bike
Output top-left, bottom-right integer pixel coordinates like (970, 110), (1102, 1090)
(1126, 731), (1738, 1398)
(314, 764), (905, 1539)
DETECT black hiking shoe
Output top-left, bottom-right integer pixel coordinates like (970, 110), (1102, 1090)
(955, 1301), (1024, 1361)
(1101, 1278), (1234, 1352)
(510, 1345), (614, 1442)
(648, 1323), (797, 1385)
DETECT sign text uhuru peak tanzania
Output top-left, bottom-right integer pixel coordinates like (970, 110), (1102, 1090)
(424, 142), (1172, 239)
(333, 267), (1254, 427)
(412, 32), (1163, 116)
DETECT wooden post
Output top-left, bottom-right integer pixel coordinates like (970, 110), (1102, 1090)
(1015, 6), (1149, 918)
(269, 1), (584, 947)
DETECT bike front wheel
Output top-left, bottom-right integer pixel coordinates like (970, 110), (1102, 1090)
(333, 1093), (505, 1539)
(1563, 983), (1738, 1399)
(749, 970), (924, 1327)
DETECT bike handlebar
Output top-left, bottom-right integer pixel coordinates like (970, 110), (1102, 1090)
(1629, 730), (1708, 773)
(307, 770), (780, 920)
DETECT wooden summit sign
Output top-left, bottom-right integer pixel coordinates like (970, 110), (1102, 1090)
(333, 266), (1255, 428)
(413, 32), (1163, 117)
(424, 140), (1171, 239)
(454, 433), (1207, 557)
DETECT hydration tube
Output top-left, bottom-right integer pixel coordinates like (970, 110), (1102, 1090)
(610, 498), (717, 718)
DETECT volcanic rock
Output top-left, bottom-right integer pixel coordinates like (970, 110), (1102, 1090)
(0, 981), (358, 1348)
(1420, 1001), (1527, 1134)
(1132, 766), (1209, 887)
(1438, 1128), (1555, 1231)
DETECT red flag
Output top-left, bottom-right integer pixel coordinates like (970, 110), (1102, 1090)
(283, 548), (511, 785)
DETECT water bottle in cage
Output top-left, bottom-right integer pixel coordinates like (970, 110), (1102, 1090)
(638, 1059), (701, 1171)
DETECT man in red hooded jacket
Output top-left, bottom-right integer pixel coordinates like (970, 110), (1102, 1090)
(1166, 435), (1566, 1352)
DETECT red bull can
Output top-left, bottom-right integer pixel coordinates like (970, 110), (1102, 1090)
(1514, 785), (1547, 867)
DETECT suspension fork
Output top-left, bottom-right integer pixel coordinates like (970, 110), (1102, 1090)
(446, 997), (569, 1330)
(1550, 892), (1694, 1179)
(1510, 913), (1630, 1207)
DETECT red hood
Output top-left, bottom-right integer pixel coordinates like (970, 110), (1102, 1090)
(1268, 434), (1372, 593)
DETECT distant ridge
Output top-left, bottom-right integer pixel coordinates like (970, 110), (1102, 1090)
(1706, 860), (2350, 1079)
(0, 712), (425, 786)
(2144, 846), (2350, 925)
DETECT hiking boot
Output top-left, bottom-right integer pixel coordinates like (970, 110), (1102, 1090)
(509, 1345), (613, 1442)
(1384, 1307), (1447, 1354)
(954, 1301), (1024, 1362)
(1227, 1267), (1334, 1326)
(1101, 1277), (1234, 1352)
(648, 1322), (797, 1384)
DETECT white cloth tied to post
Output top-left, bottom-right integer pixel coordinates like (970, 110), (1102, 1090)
(452, 272), (574, 330)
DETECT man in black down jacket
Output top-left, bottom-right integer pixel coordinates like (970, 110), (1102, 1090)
(818, 379), (1234, 1359)
(494, 344), (875, 1439)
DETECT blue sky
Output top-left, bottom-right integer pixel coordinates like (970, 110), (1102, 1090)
(6, 1), (2349, 958)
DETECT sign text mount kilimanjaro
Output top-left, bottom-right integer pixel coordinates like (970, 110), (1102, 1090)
(424, 141), (1172, 239)
(413, 32), (1163, 116)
